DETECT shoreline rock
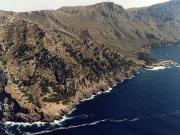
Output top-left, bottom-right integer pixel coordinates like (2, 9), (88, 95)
(143, 60), (177, 69)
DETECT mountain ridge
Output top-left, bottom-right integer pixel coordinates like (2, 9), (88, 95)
(12, 1), (180, 57)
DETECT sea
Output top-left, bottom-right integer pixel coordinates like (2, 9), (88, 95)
(1, 45), (180, 135)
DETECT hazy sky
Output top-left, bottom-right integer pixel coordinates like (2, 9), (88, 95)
(0, 0), (169, 12)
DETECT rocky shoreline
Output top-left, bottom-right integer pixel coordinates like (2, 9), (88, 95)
(2, 65), (138, 124)
(41, 66), (138, 123)
(1, 58), (176, 124)
(1, 58), (177, 125)
(144, 60), (177, 70)
(56, 59), (177, 125)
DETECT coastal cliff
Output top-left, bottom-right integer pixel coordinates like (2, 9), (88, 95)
(0, 16), (138, 122)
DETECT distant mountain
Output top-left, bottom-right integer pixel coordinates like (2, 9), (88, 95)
(130, 0), (180, 43)
(14, 3), (146, 58)
(12, 1), (180, 57)
(1, 1), (180, 57)
(0, 1), (180, 122)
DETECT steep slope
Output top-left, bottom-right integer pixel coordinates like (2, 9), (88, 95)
(15, 2), (153, 58)
(9, 1), (178, 59)
(129, 0), (180, 46)
(0, 16), (137, 122)
(11, 1), (179, 58)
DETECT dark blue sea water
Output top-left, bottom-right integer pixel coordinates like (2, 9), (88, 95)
(1, 46), (180, 135)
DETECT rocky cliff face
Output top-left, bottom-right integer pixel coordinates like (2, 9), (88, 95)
(0, 16), (137, 122)
(130, 0), (180, 45)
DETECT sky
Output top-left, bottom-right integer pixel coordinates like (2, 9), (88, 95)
(0, 0), (169, 12)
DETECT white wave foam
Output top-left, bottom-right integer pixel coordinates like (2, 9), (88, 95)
(129, 117), (140, 122)
(175, 65), (180, 68)
(28, 111), (180, 135)
(25, 120), (108, 135)
(146, 66), (167, 71)
(5, 121), (47, 127)
(52, 114), (90, 126)
(4, 108), (78, 127)
(79, 95), (96, 102)
(127, 76), (135, 80)
(80, 87), (113, 102)
(25, 118), (129, 135)
(53, 116), (72, 125)
(109, 118), (128, 123)
(104, 88), (113, 93)
(50, 108), (79, 126)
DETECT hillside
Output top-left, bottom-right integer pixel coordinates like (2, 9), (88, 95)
(8, 1), (180, 58)
(0, 16), (137, 122)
